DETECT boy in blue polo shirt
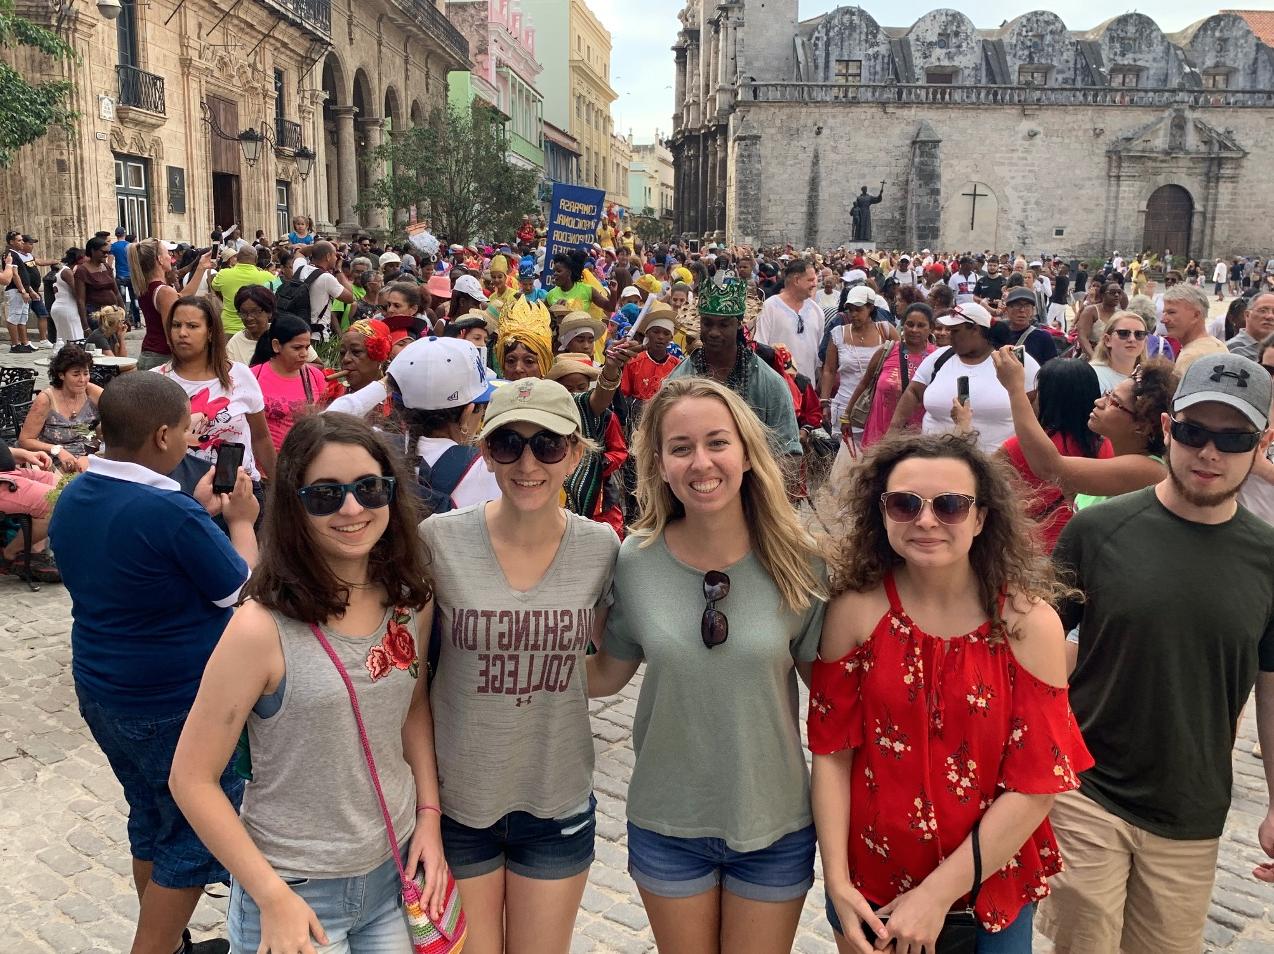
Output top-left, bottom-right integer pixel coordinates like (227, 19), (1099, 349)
(50, 372), (258, 954)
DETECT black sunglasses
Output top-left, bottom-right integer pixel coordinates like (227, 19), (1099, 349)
(1169, 416), (1262, 454)
(880, 491), (978, 525)
(487, 428), (572, 465)
(1111, 328), (1149, 341)
(297, 475), (396, 516)
(701, 570), (730, 649)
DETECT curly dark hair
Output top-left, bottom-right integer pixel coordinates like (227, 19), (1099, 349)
(244, 413), (433, 623)
(825, 431), (1074, 641)
(49, 344), (93, 388)
(1129, 359), (1177, 457)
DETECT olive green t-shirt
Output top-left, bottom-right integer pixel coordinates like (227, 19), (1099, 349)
(1054, 486), (1274, 840)
(603, 532), (826, 851)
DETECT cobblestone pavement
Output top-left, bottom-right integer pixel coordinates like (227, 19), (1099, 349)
(2, 303), (1272, 951)
(0, 580), (1271, 953)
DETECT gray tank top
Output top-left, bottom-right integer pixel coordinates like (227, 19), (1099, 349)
(240, 605), (419, 879)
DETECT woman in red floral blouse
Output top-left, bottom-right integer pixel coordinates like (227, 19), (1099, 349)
(809, 432), (1093, 954)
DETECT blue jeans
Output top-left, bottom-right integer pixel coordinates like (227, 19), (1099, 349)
(440, 794), (596, 881)
(627, 822), (816, 902)
(77, 687), (242, 889)
(228, 852), (410, 954)
(826, 894), (1036, 953)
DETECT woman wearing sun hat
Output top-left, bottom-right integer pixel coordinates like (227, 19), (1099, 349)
(419, 375), (620, 954)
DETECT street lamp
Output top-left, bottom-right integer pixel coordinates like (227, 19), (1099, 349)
(294, 146), (315, 181)
(238, 128), (263, 166)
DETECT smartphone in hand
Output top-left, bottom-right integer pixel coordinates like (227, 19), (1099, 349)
(956, 376), (970, 406)
(212, 442), (245, 494)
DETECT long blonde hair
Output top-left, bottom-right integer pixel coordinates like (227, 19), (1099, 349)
(630, 377), (824, 612)
(1091, 310), (1147, 367)
(126, 238), (165, 296)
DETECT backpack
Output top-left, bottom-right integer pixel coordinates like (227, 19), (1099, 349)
(274, 265), (325, 327)
(415, 444), (481, 515)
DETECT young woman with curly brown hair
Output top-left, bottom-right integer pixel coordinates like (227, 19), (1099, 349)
(809, 432), (1093, 954)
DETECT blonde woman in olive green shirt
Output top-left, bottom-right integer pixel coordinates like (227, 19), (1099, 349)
(589, 377), (826, 954)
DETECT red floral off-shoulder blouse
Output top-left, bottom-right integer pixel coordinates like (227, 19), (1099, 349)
(807, 573), (1094, 933)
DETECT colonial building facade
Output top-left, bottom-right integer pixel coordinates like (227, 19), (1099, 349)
(448, 0), (545, 176)
(0, 0), (466, 249)
(670, 5), (1274, 258)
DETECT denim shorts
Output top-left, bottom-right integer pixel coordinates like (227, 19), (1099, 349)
(76, 687), (243, 889)
(440, 794), (596, 881)
(826, 893), (1036, 954)
(228, 851), (410, 954)
(627, 822), (816, 902)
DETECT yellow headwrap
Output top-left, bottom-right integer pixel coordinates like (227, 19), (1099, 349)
(495, 320), (553, 378)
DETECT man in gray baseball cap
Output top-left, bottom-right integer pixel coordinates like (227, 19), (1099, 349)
(1041, 349), (1274, 953)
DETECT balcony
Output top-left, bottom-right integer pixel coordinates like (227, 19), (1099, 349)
(259, 0), (331, 39)
(277, 119), (303, 152)
(397, 0), (468, 68)
(116, 64), (165, 115)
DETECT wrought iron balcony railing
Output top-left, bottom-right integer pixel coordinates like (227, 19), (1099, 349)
(117, 64), (165, 114)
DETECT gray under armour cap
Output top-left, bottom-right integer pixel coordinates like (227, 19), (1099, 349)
(1172, 352), (1270, 430)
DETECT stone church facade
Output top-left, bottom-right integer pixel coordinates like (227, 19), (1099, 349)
(670, 5), (1274, 258)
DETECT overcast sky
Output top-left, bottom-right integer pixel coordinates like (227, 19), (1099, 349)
(588, 0), (1274, 142)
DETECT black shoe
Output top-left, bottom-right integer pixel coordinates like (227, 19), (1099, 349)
(181, 929), (230, 954)
(18, 344), (34, 353)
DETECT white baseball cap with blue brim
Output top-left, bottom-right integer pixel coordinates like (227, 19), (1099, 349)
(387, 336), (496, 410)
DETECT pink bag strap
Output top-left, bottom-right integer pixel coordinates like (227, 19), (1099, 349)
(307, 622), (411, 889)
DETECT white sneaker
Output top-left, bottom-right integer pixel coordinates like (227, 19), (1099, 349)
(36, 339), (53, 349)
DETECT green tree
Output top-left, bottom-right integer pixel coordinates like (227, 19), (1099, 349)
(359, 102), (539, 245)
(630, 209), (671, 246)
(0, 0), (76, 167)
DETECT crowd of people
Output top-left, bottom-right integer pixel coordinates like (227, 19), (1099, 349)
(1, 216), (1273, 954)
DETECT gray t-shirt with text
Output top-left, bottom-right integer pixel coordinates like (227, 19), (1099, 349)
(420, 504), (618, 827)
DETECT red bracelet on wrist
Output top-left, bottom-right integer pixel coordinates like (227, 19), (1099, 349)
(416, 804), (441, 816)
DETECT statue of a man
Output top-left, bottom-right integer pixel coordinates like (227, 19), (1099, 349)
(850, 182), (885, 242)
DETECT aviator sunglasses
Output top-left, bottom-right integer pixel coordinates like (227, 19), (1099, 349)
(880, 491), (978, 525)
(701, 570), (731, 649)
(1168, 417), (1262, 454)
(487, 428), (573, 465)
(297, 475), (396, 516)
(1110, 328), (1149, 341)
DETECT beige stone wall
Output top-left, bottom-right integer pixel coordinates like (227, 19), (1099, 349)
(725, 99), (1274, 257)
(0, 0), (468, 249)
(0, 1), (325, 251)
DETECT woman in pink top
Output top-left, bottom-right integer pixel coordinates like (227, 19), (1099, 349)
(854, 302), (937, 448)
(249, 314), (327, 451)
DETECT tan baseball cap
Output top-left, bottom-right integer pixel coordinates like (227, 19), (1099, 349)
(477, 377), (582, 438)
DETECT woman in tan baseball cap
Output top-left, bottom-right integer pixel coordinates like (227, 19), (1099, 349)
(420, 374), (618, 953)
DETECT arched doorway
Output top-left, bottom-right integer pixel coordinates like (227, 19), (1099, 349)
(1143, 185), (1192, 258)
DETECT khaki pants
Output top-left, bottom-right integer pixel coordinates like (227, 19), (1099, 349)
(1038, 789), (1219, 954)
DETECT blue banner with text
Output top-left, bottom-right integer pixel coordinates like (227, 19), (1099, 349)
(543, 183), (606, 281)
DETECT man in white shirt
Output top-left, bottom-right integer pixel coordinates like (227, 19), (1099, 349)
(1212, 259), (1230, 301)
(291, 241), (354, 336)
(947, 257), (978, 304)
(1112, 251), (1125, 272)
(890, 256), (916, 286)
(814, 268), (841, 312)
(754, 260), (824, 380)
